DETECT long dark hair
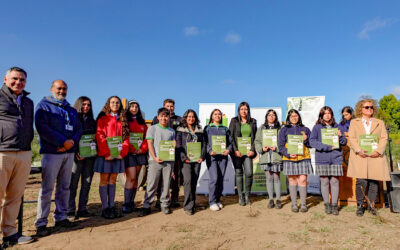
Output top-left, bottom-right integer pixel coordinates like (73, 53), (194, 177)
(264, 109), (281, 128)
(96, 96), (129, 140)
(126, 100), (146, 125)
(316, 106), (336, 125)
(340, 106), (355, 125)
(181, 109), (200, 128)
(237, 102), (252, 124)
(285, 109), (304, 127)
(208, 109), (222, 125)
(73, 96), (94, 121)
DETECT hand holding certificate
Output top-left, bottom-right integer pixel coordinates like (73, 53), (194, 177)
(321, 128), (339, 149)
(79, 134), (97, 158)
(187, 142), (201, 162)
(287, 134), (304, 155)
(359, 134), (379, 155)
(129, 132), (144, 152)
(107, 136), (123, 158)
(237, 137), (251, 155)
(159, 140), (175, 161)
(212, 135), (226, 155)
(262, 129), (278, 147)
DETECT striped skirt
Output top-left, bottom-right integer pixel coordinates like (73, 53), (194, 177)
(315, 164), (343, 176)
(283, 160), (313, 176)
(261, 163), (282, 173)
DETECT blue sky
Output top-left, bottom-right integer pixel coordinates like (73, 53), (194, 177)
(1, 0), (399, 121)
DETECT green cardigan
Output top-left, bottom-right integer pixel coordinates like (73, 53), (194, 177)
(254, 125), (282, 165)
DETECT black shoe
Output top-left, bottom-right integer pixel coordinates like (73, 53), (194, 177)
(170, 201), (180, 208)
(138, 207), (151, 217)
(356, 205), (365, 217)
(154, 200), (161, 209)
(331, 204), (339, 216)
(275, 200), (282, 209)
(291, 205), (299, 213)
(55, 219), (78, 228)
(67, 211), (76, 220)
(161, 207), (172, 214)
(36, 226), (51, 237)
(324, 203), (332, 214)
(102, 208), (115, 219)
(300, 205), (308, 213)
(245, 194), (251, 206)
(267, 200), (275, 209)
(111, 207), (123, 218)
(76, 210), (93, 218)
(3, 233), (34, 246)
(367, 205), (377, 216)
(238, 195), (245, 206)
(122, 203), (133, 214)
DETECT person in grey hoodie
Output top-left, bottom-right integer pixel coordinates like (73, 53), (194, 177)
(0, 67), (34, 247)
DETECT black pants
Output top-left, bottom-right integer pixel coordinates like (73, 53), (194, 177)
(356, 178), (379, 205)
(181, 162), (201, 211)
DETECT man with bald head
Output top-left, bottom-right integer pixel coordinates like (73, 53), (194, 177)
(34, 80), (82, 237)
(0, 67), (34, 246)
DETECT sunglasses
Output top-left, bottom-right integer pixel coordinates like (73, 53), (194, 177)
(363, 106), (374, 110)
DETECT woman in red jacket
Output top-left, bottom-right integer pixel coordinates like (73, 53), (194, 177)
(123, 100), (148, 213)
(94, 96), (129, 219)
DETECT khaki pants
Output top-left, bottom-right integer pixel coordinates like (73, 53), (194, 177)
(0, 151), (32, 237)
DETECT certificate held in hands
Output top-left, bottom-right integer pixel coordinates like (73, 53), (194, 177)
(79, 134), (97, 157)
(287, 134), (304, 155)
(107, 136), (123, 158)
(159, 140), (175, 161)
(237, 137), (251, 155)
(359, 134), (379, 155)
(187, 142), (201, 162)
(212, 135), (226, 155)
(262, 129), (278, 147)
(129, 132), (144, 151)
(321, 128), (339, 149)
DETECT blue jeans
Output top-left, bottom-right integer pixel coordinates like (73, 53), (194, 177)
(206, 155), (228, 205)
(35, 153), (74, 227)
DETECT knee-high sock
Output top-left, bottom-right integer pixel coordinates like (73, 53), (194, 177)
(99, 185), (108, 209)
(320, 177), (330, 203)
(266, 171), (274, 200)
(108, 184), (116, 208)
(289, 185), (298, 207)
(299, 186), (307, 207)
(330, 177), (339, 204)
(273, 173), (281, 201)
(124, 188), (133, 204)
(131, 188), (137, 205)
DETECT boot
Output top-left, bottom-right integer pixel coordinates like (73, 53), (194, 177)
(331, 203), (338, 216)
(324, 203), (332, 215)
(356, 204), (364, 217)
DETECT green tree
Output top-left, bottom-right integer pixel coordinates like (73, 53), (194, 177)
(378, 94), (400, 132)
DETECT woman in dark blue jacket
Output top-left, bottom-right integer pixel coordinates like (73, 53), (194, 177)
(204, 109), (233, 211)
(229, 102), (257, 206)
(176, 109), (205, 215)
(310, 106), (347, 215)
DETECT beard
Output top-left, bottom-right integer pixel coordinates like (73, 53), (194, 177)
(52, 93), (66, 101)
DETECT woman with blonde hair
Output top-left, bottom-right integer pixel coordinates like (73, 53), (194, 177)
(347, 98), (390, 216)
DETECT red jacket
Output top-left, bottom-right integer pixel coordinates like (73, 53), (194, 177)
(128, 119), (148, 154)
(96, 114), (129, 158)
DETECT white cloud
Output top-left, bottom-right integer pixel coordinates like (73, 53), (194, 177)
(223, 79), (236, 84)
(183, 26), (199, 36)
(393, 86), (400, 96)
(358, 17), (398, 40)
(224, 32), (241, 44)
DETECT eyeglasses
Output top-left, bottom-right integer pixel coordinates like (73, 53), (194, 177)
(363, 106), (374, 110)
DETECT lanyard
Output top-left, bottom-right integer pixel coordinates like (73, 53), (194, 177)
(57, 106), (70, 124)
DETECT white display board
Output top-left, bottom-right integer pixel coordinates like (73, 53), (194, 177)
(196, 103), (236, 195)
(287, 96), (325, 195)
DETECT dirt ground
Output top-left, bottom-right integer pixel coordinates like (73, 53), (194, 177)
(7, 173), (400, 250)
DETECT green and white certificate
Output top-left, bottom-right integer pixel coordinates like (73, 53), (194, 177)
(159, 140), (175, 161)
(237, 137), (251, 155)
(212, 135), (226, 154)
(79, 134), (97, 157)
(321, 128), (339, 149)
(187, 142), (202, 162)
(287, 134), (304, 155)
(359, 134), (379, 155)
(262, 129), (278, 147)
(107, 136), (123, 158)
(129, 132), (143, 151)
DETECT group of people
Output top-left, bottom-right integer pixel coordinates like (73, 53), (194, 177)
(0, 66), (390, 247)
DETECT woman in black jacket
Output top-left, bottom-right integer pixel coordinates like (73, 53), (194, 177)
(67, 96), (97, 218)
(176, 109), (205, 215)
(229, 102), (257, 205)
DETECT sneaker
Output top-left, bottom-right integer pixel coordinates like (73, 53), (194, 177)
(324, 203), (332, 214)
(185, 209), (194, 216)
(238, 195), (245, 206)
(300, 205), (308, 213)
(76, 210), (93, 218)
(122, 203), (133, 214)
(67, 211), (75, 220)
(217, 202), (224, 209)
(210, 204), (220, 211)
(331, 204), (339, 216)
(36, 226), (51, 237)
(291, 205), (299, 213)
(356, 205), (364, 217)
(267, 200), (275, 209)
(55, 219), (78, 228)
(3, 233), (34, 246)
(138, 207), (151, 217)
(367, 205), (377, 216)
(244, 195), (251, 206)
(161, 207), (172, 214)
(275, 200), (282, 209)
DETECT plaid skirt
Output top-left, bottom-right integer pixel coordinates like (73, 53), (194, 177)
(283, 160), (313, 175)
(261, 163), (282, 173)
(94, 157), (125, 173)
(315, 164), (343, 176)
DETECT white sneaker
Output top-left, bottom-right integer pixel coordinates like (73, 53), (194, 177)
(210, 204), (220, 211)
(217, 202), (224, 209)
